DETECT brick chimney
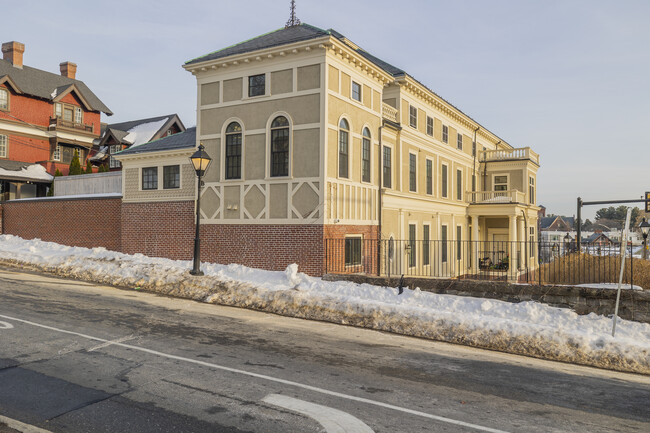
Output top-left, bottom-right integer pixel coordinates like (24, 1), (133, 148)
(2, 41), (25, 68)
(60, 61), (77, 79)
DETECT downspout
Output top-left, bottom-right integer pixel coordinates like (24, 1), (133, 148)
(472, 126), (480, 194)
(377, 125), (383, 276)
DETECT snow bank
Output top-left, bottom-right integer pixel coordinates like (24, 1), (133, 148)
(0, 234), (648, 375)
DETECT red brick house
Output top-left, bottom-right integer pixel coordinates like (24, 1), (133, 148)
(0, 41), (112, 200)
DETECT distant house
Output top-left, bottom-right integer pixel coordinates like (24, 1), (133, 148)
(540, 215), (574, 232)
(584, 232), (613, 247)
(91, 114), (185, 171)
(0, 40), (112, 200)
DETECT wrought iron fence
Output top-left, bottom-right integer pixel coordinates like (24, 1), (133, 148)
(324, 238), (641, 287)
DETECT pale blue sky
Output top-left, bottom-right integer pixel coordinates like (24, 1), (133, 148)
(5, 0), (649, 219)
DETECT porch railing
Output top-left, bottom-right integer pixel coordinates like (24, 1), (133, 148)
(382, 102), (399, 123)
(324, 238), (641, 287)
(466, 190), (526, 204)
(49, 116), (94, 133)
(480, 147), (539, 165)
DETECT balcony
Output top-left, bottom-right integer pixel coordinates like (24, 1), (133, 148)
(466, 190), (526, 204)
(382, 102), (399, 123)
(480, 147), (539, 165)
(49, 116), (94, 134)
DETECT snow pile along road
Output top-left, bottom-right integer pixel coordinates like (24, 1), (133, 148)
(0, 234), (649, 375)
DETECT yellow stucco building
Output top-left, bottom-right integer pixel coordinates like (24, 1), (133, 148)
(181, 23), (540, 277)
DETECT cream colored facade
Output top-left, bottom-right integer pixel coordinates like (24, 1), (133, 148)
(184, 26), (540, 276)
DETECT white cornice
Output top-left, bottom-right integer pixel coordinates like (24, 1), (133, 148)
(114, 148), (193, 162)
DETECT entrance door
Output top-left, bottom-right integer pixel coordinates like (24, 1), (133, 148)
(490, 234), (509, 265)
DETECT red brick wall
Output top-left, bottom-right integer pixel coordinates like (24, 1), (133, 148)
(2, 197), (121, 251)
(322, 225), (379, 275)
(121, 201), (195, 260)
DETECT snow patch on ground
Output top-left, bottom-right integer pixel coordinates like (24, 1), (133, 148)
(0, 234), (648, 374)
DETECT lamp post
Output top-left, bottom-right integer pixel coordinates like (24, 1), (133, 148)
(189, 143), (212, 276)
(640, 217), (650, 260)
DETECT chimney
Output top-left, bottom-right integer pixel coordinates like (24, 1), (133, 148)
(60, 61), (77, 79)
(2, 41), (25, 68)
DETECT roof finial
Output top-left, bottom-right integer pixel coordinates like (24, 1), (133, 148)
(285, 0), (301, 28)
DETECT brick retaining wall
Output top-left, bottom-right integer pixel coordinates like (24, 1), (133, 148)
(323, 274), (650, 323)
(1, 197), (121, 251)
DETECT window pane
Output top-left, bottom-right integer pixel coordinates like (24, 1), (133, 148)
(409, 154), (416, 192)
(226, 122), (242, 133)
(248, 74), (265, 97)
(423, 225), (430, 266)
(0, 135), (6, 158)
(441, 226), (448, 263)
(0, 90), (7, 110)
(338, 129), (348, 178)
(75, 107), (82, 124)
(344, 238), (362, 266)
(142, 167), (157, 190)
(225, 130), (242, 179)
(383, 146), (391, 188)
(442, 125), (448, 143)
(408, 224), (416, 267)
(271, 127), (289, 177)
(163, 165), (180, 189)
(426, 160), (432, 195)
(442, 165), (448, 197)
(426, 116), (433, 136)
(362, 137), (370, 183)
(63, 108), (73, 122)
(457, 226), (462, 259)
(457, 133), (463, 150)
(457, 170), (462, 200)
(352, 82), (361, 102)
(271, 116), (289, 128)
(409, 105), (417, 128)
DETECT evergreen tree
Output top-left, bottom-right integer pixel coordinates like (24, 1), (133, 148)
(54, 168), (63, 177)
(68, 150), (83, 175)
(85, 160), (93, 174)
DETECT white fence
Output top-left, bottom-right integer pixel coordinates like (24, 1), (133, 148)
(54, 171), (122, 196)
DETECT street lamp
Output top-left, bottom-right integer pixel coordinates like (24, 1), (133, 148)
(189, 143), (212, 276)
(640, 217), (650, 260)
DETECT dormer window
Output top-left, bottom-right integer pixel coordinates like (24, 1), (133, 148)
(0, 88), (8, 110)
(54, 102), (83, 124)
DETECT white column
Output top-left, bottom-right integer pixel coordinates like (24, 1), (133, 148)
(472, 215), (479, 274)
(517, 216), (525, 270)
(509, 215), (518, 271)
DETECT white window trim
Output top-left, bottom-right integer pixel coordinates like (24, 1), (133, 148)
(0, 134), (7, 158)
(140, 166), (160, 191)
(442, 124), (449, 144)
(244, 72), (269, 100)
(52, 144), (62, 162)
(382, 143), (393, 189)
(426, 116), (434, 136)
(493, 173), (509, 191)
(441, 224), (449, 263)
(162, 164), (182, 190)
(457, 133), (463, 150)
(344, 234), (363, 268)
(409, 104), (417, 129)
(422, 222), (431, 268)
(336, 115), (352, 181)
(360, 126), (373, 185)
(441, 162), (449, 198)
(265, 112), (293, 180)
(351, 81), (362, 103)
(0, 88), (8, 111)
(221, 118), (246, 182)
(456, 168), (463, 201)
(408, 151), (417, 193)
(425, 156), (434, 196)
(407, 222), (417, 268)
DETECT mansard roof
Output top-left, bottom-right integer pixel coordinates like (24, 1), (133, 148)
(0, 59), (112, 115)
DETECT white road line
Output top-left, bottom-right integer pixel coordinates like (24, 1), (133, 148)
(0, 414), (53, 433)
(0, 313), (510, 433)
(86, 335), (137, 352)
(263, 394), (374, 433)
(0, 321), (14, 329)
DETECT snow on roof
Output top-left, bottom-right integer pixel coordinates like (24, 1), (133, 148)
(123, 117), (169, 147)
(0, 164), (53, 182)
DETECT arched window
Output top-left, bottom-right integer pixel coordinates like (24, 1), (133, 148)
(225, 122), (242, 179)
(270, 116), (290, 177)
(338, 118), (349, 178)
(362, 127), (371, 183)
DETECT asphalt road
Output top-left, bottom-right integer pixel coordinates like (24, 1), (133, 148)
(0, 265), (648, 433)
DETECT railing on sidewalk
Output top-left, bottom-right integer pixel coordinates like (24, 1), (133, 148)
(324, 238), (641, 286)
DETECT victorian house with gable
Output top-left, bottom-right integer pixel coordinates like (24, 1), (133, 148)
(0, 41), (112, 200)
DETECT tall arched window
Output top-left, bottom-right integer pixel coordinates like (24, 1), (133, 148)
(362, 127), (371, 183)
(270, 116), (290, 177)
(225, 122), (242, 179)
(338, 118), (349, 178)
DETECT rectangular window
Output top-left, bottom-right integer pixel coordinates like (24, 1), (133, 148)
(74, 107), (83, 124)
(426, 159), (433, 195)
(457, 133), (463, 150)
(442, 125), (448, 143)
(382, 146), (391, 188)
(271, 127), (289, 177)
(441, 164), (448, 198)
(409, 153), (416, 192)
(426, 116), (433, 136)
(163, 165), (180, 189)
(142, 167), (157, 190)
(109, 145), (121, 168)
(63, 107), (73, 122)
(409, 105), (417, 128)
(54, 103), (62, 117)
(408, 224), (416, 267)
(344, 237), (362, 266)
(352, 81), (361, 102)
(226, 132), (242, 179)
(441, 225), (448, 263)
(77, 148), (84, 162)
(456, 169), (462, 200)
(361, 136), (371, 183)
(472, 174), (476, 192)
(457, 226), (462, 260)
(423, 225), (430, 266)
(0, 134), (6, 157)
(494, 175), (508, 191)
(0, 89), (8, 110)
(529, 176), (535, 204)
(248, 74), (265, 97)
(52, 144), (61, 161)
(338, 129), (349, 178)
